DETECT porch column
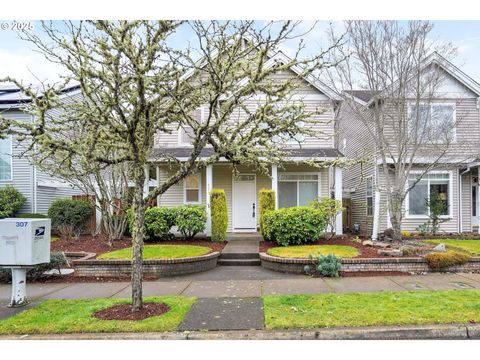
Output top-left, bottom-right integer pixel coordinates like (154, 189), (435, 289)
(272, 164), (278, 210)
(372, 190), (381, 241)
(334, 166), (343, 235)
(156, 166), (161, 207)
(205, 164), (213, 237)
(143, 165), (150, 199)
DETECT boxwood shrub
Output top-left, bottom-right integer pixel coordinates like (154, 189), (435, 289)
(48, 199), (93, 240)
(0, 186), (27, 219)
(259, 189), (275, 235)
(262, 206), (326, 246)
(175, 205), (206, 240)
(425, 251), (470, 271)
(210, 189), (228, 242)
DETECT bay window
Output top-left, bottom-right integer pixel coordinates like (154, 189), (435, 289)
(407, 172), (451, 217)
(0, 136), (12, 181)
(278, 173), (319, 208)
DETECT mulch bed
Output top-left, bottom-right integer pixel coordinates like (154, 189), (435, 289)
(51, 234), (226, 257)
(260, 237), (381, 259)
(93, 302), (171, 321)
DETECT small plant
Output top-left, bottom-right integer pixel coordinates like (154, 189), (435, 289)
(425, 251), (470, 271)
(210, 189), (228, 242)
(175, 205), (207, 240)
(262, 206), (326, 246)
(308, 253), (342, 277)
(401, 230), (412, 237)
(259, 189), (275, 235)
(0, 186), (26, 218)
(48, 199), (93, 241)
(425, 192), (449, 235)
(310, 197), (344, 240)
(416, 222), (431, 237)
(351, 236), (362, 244)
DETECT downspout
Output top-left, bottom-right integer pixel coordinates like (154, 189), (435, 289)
(371, 164), (380, 240)
(459, 168), (462, 233)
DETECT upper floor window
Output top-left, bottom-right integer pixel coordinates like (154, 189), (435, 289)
(0, 136), (12, 181)
(407, 172), (451, 217)
(179, 108), (203, 146)
(184, 173), (201, 204)
(408, 103), (455, 143)
(366, 176), (373, 216)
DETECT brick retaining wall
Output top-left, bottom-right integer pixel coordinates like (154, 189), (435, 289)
(260, 253), (480, 274)
(73, 252), (220, 277)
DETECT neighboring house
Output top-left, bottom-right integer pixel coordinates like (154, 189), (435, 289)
(0, 85), (85, 215)
(148, 51), (345, 236)
(337, 53), (480, 237)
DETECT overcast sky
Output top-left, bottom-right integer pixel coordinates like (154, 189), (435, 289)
(1, 20), (480, 85)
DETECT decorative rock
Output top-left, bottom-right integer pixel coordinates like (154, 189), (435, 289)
(373, 241), (391, 249)
(378, 249), (402, 257)
(400, 245), (417, 257)
(383, 228), (394, 237)
(432, 244), (446, 252)
(362, 240), (374, 246)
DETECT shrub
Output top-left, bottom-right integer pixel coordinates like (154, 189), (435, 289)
(127, 207), (177, 241)
(401, 230), (412, 237)
(259, 189), (275, 235)
(310, 197), (343, 240)
(210, 189), (228, 242)
(0, 252), (68, 282)
(307, 253), (342, 277)
(16, 213), (48, 218)
(0, 186), (27, 218)
(425, 251), (470, 271)
(262, 206), (326, 246)
(175, 205), (206, 240)
(48, 199), (93, 241)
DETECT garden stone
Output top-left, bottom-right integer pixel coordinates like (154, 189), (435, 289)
(432, 244), (446, 252)
(362, 240), (374, 247)
(373, 241), (391, 249)
(378, 249), (402, 257)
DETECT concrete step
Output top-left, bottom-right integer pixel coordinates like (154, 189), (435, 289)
(217, 258), (261, 266)
(219, 252), (260, 260)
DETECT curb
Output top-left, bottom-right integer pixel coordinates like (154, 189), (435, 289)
(2, 324), (480, 340)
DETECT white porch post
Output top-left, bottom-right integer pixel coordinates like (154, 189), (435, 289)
(143, 165), (150, 199)
(334, 166), (343, 235)
(372, 190), (381, 241)
(156, 166), (161, 207)
(205, 164), (213, 237)
(272, 164), (278, 210)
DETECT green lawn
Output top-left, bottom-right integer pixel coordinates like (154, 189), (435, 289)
(267, 245), (359, 259)
(0, 296), (195, 334)
(423, 239), (480, 255)
(263, 290), (480, 329)
(97, 244), (211, 260)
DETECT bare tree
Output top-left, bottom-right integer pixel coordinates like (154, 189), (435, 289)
(1, 20), (340, 311)
(325, 20), (466, 241)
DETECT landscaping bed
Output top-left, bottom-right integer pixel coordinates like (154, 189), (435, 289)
(263, 290), (480, 329)
(0, 296), (194, 334)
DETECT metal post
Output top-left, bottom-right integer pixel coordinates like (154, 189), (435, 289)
(10, 267), (28, 307)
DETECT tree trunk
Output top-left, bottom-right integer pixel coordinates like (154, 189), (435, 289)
(389, 191), (403, 242)
(131, 169), (146, 311)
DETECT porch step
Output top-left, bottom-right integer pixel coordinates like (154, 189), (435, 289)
(219, 252), (260, 260)
(217, 258), (261, 266)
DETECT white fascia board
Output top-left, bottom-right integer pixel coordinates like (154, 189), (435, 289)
(376, 156), (475, 165)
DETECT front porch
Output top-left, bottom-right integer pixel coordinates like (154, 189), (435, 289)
(149, 161), (343, 237)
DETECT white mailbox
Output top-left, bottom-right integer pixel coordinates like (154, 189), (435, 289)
(0, 218), (51, 266)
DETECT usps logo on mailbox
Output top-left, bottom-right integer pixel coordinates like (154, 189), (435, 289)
(35, 227), (45, 237)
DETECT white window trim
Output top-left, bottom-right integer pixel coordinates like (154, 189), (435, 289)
(407, 102), (457, 144)
(183, 172), (202, 205)
(278, 172), (321, 207)
(178, 107), (204, 146)
(0, 135), (13, 182)
(365, 175), (373, 217)
(405, 170), (453, 219)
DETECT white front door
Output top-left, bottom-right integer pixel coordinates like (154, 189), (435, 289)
(233, 174), (256, 230)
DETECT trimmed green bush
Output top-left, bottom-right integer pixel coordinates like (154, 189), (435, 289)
(425, 251), (470, 271)
(16, 213), (48, 218)
(0, 186), (27, 218)
(175, 205), (207, 240)
(144, 207), (177, 241)
(259, 189), (275, 235)
(210, 189), (228, 242)
(0, 252), (68, 282)
(262, 206), (326, 246)
(48, 199), (93, 240)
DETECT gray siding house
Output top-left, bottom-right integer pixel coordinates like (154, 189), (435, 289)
(337, 53), (480, 238)
(0, 86), (84, 215)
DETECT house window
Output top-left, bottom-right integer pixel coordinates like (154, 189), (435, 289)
(407, 172), (451, 217)
(366, 176), (373, 216)
(278, 173), (318, 208)
(184, 173), (201, 204)
(179, 108), (202, 145)
(0, 136), (12, 181)
(472, 183), (477, 217)
(409, 103), (455, 143)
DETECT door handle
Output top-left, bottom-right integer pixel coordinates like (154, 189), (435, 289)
(252, 203), (255, 217)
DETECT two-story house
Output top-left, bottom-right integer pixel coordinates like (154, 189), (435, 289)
(146, 51), (344, 236)
(0, 84), (84, 214)
(338, 53), (480, 238)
